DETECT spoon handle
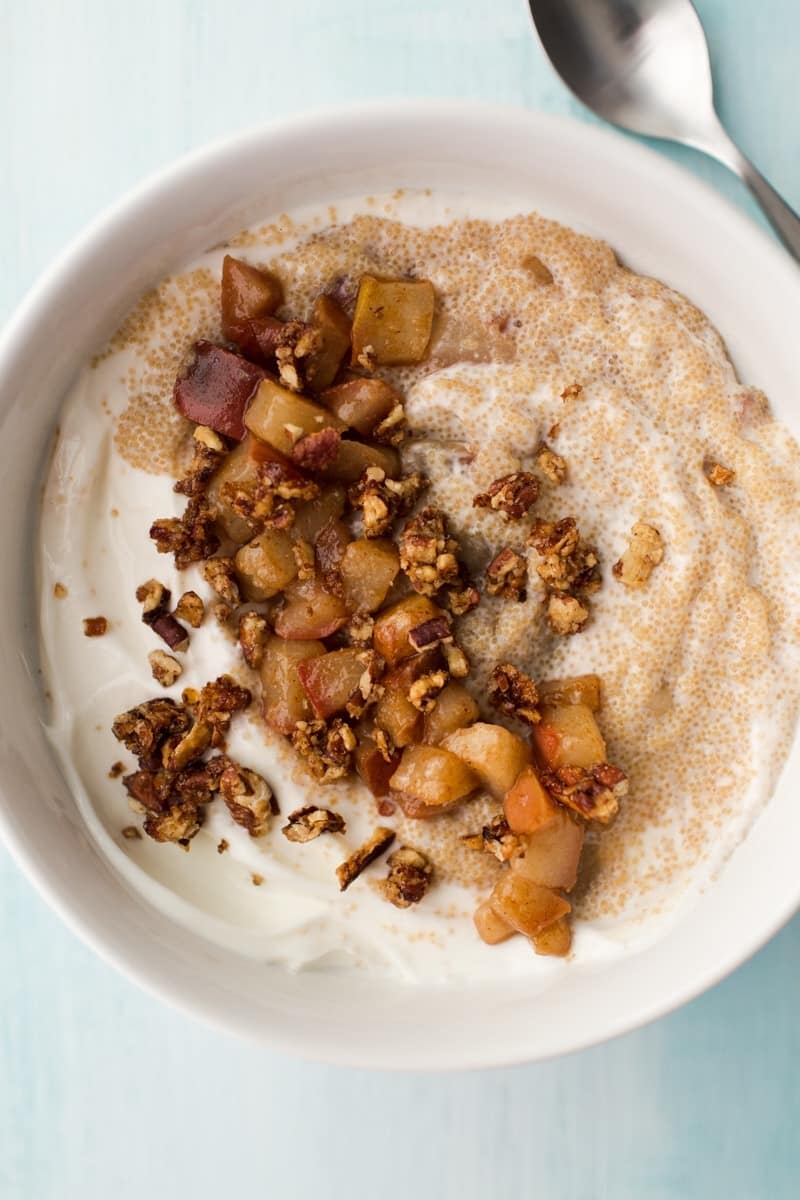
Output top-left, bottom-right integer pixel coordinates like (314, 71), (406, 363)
(701, 121), (800, 263)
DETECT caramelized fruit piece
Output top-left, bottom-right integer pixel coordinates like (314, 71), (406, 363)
(532, 915), (572, 957)
(340, 538), (400, 613)
(503, 765), (560, 835)
(244, 379), (346, 456)
(374, 647), (442, 748)
(221, 255), (283, 356)
(320, 377), (401, 436)
(490, 873), (570, 938)
(174, 341), (266, 440)
(297, 648), (369, 719)
(234, 529), (298, 601)
(538, 674), (601, 711)
(531, 703), (606, 770)
(292, 485), (346, 543)
(273, 571), (350, 639)
(474, 900), (515, 945)
(423, 682), (479, 744)
(207, 436), (303, 543)
(320, 439), (400, 484)
(390, 745), (479, 818)
(373, 595), (446, 666)
(261, 637), (324, 733)
(351, 276), (435, 366)
(511, 809), (584, 891)
(442, 723), (532, 800)
(355, 736), (402, 798)
(305, 295), (351, 392)
(315, 517), (352, 587)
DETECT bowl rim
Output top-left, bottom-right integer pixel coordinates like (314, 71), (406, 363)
(2, 98), (800, 1070)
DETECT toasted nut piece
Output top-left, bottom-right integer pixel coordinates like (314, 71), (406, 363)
(473, 472), (539, 521)
(83, 616), (108, 637)
(488, 663), (540, 725)
(292, 427), (341, 471)
(290, 718), (356, 783)
(238, 611), (269, 668)
(336, 826), (396, 891)
(612, 522), (664, 587)
(112, 698), (190, 759)
(136, 579), (171, 622)
(201, 556), (241, 606)
(175, 426), (227, 497)
(166, 721), (213, 771)
(462, 815), (521, 864)
(143, 802), (202, 846)
(535, 441), (567, 485)
(349, 468), (428, 538)
(704, 459), (736, 486)
(485, 547), (527, 600)
(399, 506), (461, 595)
(442, 642), (470, 678)
(121, 825), (141, 840)
(151, 612), (190, 651)
(547, 593), (589, 636)
(561, 383), (583, 401)
(148, 650), (183, 688)
(407, 615), (453, 652)
(219, 763), (275, 836)
(282, 805), (346, 843)
(381, 846), (432, 908)
(150, 496), (220, 568)
(528, 517), (600, 595)
(539, 763), (628, 825)
(174, 590), (205, 627)
(407, 669), (448, 713)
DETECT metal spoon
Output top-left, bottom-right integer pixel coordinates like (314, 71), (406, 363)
(529, 0), (800, 260)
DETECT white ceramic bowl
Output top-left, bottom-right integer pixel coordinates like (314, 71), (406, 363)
(2, 102), (800, 1070)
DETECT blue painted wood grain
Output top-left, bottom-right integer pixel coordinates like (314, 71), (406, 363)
(1, 1), (799, 1196)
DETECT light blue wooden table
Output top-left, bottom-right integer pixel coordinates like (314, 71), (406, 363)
(2, 2), (799, 1196)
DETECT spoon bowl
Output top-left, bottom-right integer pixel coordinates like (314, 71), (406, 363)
(529, 0), (800, 258)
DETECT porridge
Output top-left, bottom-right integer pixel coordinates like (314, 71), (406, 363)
(38, 192), (800, 982)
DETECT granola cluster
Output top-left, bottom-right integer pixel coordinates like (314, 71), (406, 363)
(473, 471), (540, 521)
(527, 517), (600, 635)
(348, 467), (428, 538)
(399, 506), (479, 615)
(488, 663), (540, 726)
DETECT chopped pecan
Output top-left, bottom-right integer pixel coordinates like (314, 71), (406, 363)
(282, 805), (346, 843)
(219, 762), (275, 836)
(174, 590), (205, 628)
(136, 579), (171, 624)
(83, 616), (108, 637)
(343, 611), (375, 646)
(527, 517), (600, 595)
(347, 650), (385, 719)
(488, 663), (540, 726)
(373, 727), (396, 763)
(462, 815), (521, 863)
(274, 320), (323, 392)
(348, 467), (428, 538)
(175, 426), (227, 496)
(187, 675), (252, 745)
(290, 718), (356, 783)
(704, 459), (736, 486)
(408, 615), (452, 652)
(399, 507), (461, 595)
(220, 459), (318, 535)
(238, 611), (269, 668)
(408, 669), (448, 713)
(150, 612), (190, 652)
(143, 802), (202, 846)
(546, 593), (589, 636)
(485, 547), (527, 600)
(535, 441), (567, 485)
(442, 641), (470, 678)
(173, 756), (227, 805)
(121, 825), (141, 840)
(166, 720), (213, 771)
(473, 472), (539, 521)
(336, 826), (396, 891)
(292, 427), (341, 471)
(108, 761), (125, 779)
(112, 699), (191, 761)
(613, 522), (664, 588)
(539, 763), (628, 825)
(201, 557), (241, 606)
(150, 495), (219, 568)
(443, 581), (480, 617)
(148, 649), (183, 687)
(381, 846), (432, 908)
(561, 383), (583, 401)
(372, 403), (407, 446)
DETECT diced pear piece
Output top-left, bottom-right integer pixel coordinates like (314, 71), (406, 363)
(531, 702), (607, 770)
(423, 682), (479, 744)
(320, 377), (401, 435)
(503, 765), (560, 835)
(532, 916), (573, 957)
(490, 872), (570, 938)
(474, 900), (515, 945)
(297, 648), (369, 719)
(373, 595), (445, 666)
(351, 276), (435, 366)
(538, 674), (602, 712)
(273, 572), (350, 640)
(390, 745), (479, 818)
(305, 294), (351, 392)
(512, 809), (584, 891)
(234, 529), (298, 600)
(244, 379), (346, 456)
(442, 723), (532, 799)
(260, 637), (324, 733)
(340, 538), (400, 613)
